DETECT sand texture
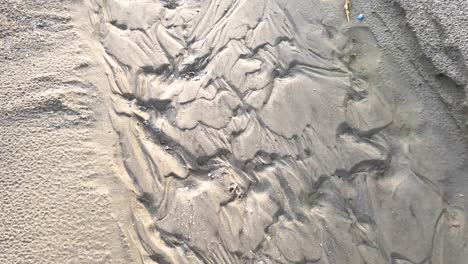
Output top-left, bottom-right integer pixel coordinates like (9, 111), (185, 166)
(1, 0), (467, 263)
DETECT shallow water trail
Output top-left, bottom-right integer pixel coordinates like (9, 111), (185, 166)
(85, 0), (468, 263)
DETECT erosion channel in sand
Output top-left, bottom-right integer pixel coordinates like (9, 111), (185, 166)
(1, 0), (467, 263)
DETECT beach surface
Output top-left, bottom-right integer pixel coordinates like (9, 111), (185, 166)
(1, 0), (467, 263)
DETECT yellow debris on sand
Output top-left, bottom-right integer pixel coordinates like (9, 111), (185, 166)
(344, 0), (351, 21)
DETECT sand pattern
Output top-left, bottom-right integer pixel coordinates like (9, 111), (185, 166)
(2, 0), (467, 263)
(85, 0), (467, 263)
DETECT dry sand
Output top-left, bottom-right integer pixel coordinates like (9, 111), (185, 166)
(1, 0), (467, 263)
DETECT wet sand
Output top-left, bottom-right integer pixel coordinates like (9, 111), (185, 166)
(1, 0), (467, 263)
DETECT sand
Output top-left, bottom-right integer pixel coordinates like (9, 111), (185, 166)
(1, 0), (467, 263)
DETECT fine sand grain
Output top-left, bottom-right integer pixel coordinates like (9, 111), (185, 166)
(1, 0), (467, 263)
